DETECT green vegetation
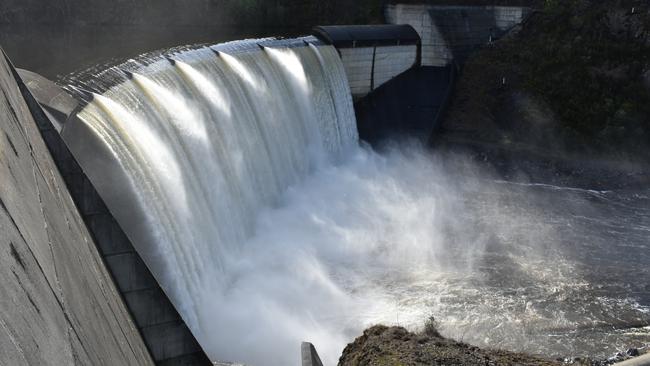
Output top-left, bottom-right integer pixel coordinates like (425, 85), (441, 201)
(423, 315), (442, 338)
(448, 0), (650, 160)
(525, 1), (650, 144)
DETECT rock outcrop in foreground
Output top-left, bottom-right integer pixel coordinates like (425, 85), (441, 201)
(338, 325), (560, 366)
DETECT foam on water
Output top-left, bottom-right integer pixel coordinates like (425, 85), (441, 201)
(72, 38), (650, 365)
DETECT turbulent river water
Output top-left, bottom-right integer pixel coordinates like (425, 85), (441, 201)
(228, 143), (650, 365)
(66, 37), (649, 366)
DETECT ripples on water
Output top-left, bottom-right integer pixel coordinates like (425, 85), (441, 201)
(237, 144), (649, 364)
(56, 33), (649, 363)
(394, 177), (650, 359)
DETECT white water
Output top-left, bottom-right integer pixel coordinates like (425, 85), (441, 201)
(75, 39), (361, 365)
(73, 38), (650, 366)
(197, 145), (485, 365)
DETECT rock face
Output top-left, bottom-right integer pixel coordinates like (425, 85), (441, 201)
(338, 325), (560, 366)
(0, 50), (153, 365)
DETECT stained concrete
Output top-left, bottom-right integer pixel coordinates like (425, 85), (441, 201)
(0, 49), (153, 365)
(301, 342), (324, 366)
(17, 66), (211, 365)
(386, 4), (532, 66)
(17, 68), (77, 131)
(340, 45), (418, 98)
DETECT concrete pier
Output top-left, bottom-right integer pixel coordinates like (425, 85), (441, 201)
(0, 48), (153, 365)
(301, 342), (324, 366)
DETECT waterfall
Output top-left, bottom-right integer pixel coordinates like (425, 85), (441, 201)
(71, 37), (358, 362)
(58, 32), (650, 366)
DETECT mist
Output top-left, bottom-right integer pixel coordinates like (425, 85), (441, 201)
(70, 41), (650, 366)
(192, 141), (559, 365)
(194, 139), (650, 366)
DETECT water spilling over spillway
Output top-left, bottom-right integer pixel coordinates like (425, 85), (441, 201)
(63, 37), (650, 366)
(68, 38), (359, 364)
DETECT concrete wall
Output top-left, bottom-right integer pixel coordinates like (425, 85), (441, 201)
(386, 5), (451, 66)
(386, 4), (531, 66)
(17, 66), (211, 365)
(41, 121), (210, 365)
(301, 342), (324, 366)
(355, 65), (454, 143)
(373, 45), (418, 87)
(39, 117), (210, 365)
(340, 44), (417, 98)
(0, 50), (153, 365)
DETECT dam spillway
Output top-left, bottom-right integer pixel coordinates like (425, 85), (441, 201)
(2, 9), (649, 366)
(62, 37), (358, 364)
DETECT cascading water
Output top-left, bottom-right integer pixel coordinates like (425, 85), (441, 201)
(65, 37), (650, 366)
(70, 38), (359, 364)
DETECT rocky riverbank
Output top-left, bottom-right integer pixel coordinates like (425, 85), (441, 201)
(338, 323), (649, 366)
(341, 4), (650, 360)
(338, 324), (561, 366)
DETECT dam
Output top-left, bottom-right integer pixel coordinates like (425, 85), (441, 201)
(1, 23), (442, 365)
(1, 2), (649, 366)
(65, 37), (359, 364)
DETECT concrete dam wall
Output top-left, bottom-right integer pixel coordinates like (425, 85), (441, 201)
(386, 4), (533, 66)
(0, 50), (153, 365)
(313, 25), (421, 99)
(18, 69), (211, 364)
